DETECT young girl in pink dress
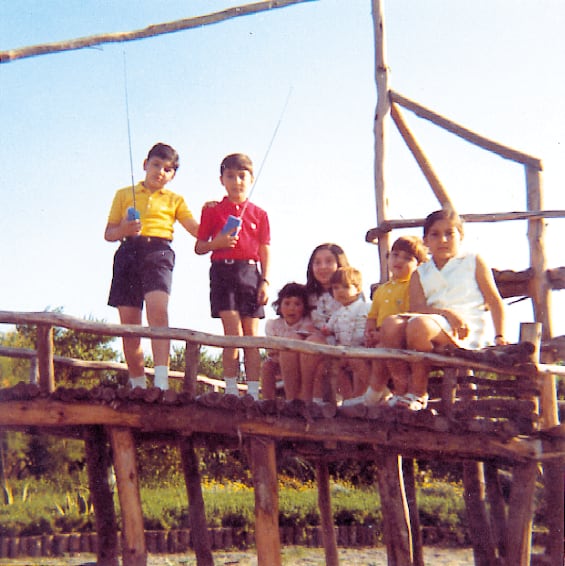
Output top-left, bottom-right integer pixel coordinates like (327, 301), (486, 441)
(261, 283), (316, 400)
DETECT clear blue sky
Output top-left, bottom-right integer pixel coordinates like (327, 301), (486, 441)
(1, 0), (564, 348)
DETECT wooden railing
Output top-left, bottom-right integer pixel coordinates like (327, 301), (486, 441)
(1, 310), (563, 430)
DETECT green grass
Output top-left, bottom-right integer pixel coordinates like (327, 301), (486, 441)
(0, 476), (467, 541)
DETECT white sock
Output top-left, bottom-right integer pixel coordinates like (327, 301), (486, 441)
(224, 377), (239, 395)
(129, 376), (146, 389)
(247, 381), (260, 400)
(313, 397), (324, 404)
(154, 366), (169, 390)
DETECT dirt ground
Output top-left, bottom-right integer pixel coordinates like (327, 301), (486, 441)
(0, 546), (477, 565)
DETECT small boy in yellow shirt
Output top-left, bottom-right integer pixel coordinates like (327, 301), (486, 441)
(343, 236), (428, 406)
(105, 143), (199, 391)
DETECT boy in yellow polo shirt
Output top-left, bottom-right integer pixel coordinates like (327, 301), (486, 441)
(343, 236), (428, 406)
(104, 143), (199, 390)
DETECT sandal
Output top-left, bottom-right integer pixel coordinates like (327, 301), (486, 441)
(396, 393), (429, 411)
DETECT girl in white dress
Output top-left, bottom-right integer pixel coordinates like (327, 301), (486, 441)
(381, 209), (506, 411)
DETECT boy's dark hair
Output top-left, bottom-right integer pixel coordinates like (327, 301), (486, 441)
(272, 282), (311, 316)
(391, 236), (428, 264)
(330, 266), (363, 292)
(423, 208), (464, 238)
(147, 143), (180, 171)
(220, 153), (254, 176)
(306, 243), (350, 296)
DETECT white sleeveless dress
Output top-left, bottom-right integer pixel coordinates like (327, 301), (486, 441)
(416, 252), (488, 349)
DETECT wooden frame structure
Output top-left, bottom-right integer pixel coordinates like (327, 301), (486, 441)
(0, 311), (564, 565)
(1, 2), (565, 565)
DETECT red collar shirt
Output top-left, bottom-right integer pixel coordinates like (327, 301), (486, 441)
(197, 197), (270, 261)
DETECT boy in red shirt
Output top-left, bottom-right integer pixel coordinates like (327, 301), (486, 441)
(195, 153), (271, 399)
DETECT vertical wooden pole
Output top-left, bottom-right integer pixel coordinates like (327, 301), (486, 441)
(376, 451), (413, 565)
(315, 460), (339, 566)
(184, 342), (201, 398)
(402, 458), (424, 566)
(462, 461), (497, 566)
(543, 459), (565, 565)
(109, 427), (147, 566)
(371, 0), (391, 283)
(505, 461), (538, 566)
(84, 426), (119, 566)
(248, 437), (281, 566)
(525, 165), (552, 339)
(484, 463), (507, 561)
(36, 324), (54, 393)
(521, 323), (563, 564)
(179, 436), (213, 566)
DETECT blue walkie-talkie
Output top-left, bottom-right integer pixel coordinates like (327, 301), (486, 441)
(127, 207), (140, 221)
(221, 215), (242, 236)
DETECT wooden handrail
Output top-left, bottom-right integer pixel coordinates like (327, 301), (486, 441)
(1, 310), (564, 378)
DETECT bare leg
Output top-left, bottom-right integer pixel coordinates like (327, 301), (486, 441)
(241, 317), (261, 383)
(279, 351), (301, 400)
(117, 306), (144, 378)
(369, 359), (391, 392)
(145, 290), (170, 368)
(219, 310), (243, 378)
(299, 334), (327, 402)
(406, 316), (452, 397)
(381, 315), (410, 396)
(261, 359), (279, 400)
(349, 359), (370, 398)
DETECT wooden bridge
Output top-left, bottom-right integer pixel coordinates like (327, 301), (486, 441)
(0, 310), (564, 566)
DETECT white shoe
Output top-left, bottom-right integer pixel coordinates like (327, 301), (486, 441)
(396, 393), (429, 411)
(342, 387), (392, 407)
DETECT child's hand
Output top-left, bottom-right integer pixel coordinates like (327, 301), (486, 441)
(212, 231), (238, 250)
(364, 327), (381, 347)
(120, 216), (141, 238)
(443, 310), (469, 340)
(257, 280), (269, 306)
(320, 325), (332, 337)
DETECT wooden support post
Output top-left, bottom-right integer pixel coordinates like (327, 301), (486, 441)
(440, 367), (458, 419)
(179, 436), (213, 566)
(484, 462), (507, 561)
(376, 451), (413, 565)
(84, 426), (119, 566)
(371, 0), (391, 282)
(184, 342), (201, 398)
(315, 460), (339, 566)
(525, 165), (552, 339)
(390, 102), (455, 211)
(463, 461), (497, 566)
(36, 324), (54, 393)
(109, 427), (147, 566)
(402, 458), (424, 566)
(543, 459), (565, 565)
(248, 437), (281, 566)
(505, 462), (538, 566)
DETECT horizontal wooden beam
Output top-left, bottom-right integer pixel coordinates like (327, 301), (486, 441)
(0, 399), (545, 463)
(0, 0), (316, 63)
(366, 210), (565, 241)
(389, 90), (543, 170)
(0, 310), (543, 376)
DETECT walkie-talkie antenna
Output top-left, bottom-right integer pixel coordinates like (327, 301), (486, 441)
(240, 86), (293, 219)
(221, 87), (293, 236)
(123, 51), (139, 220)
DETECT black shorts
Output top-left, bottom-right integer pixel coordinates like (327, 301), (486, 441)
(209, 260), (265, 319)
(108, 237), (175, 309)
